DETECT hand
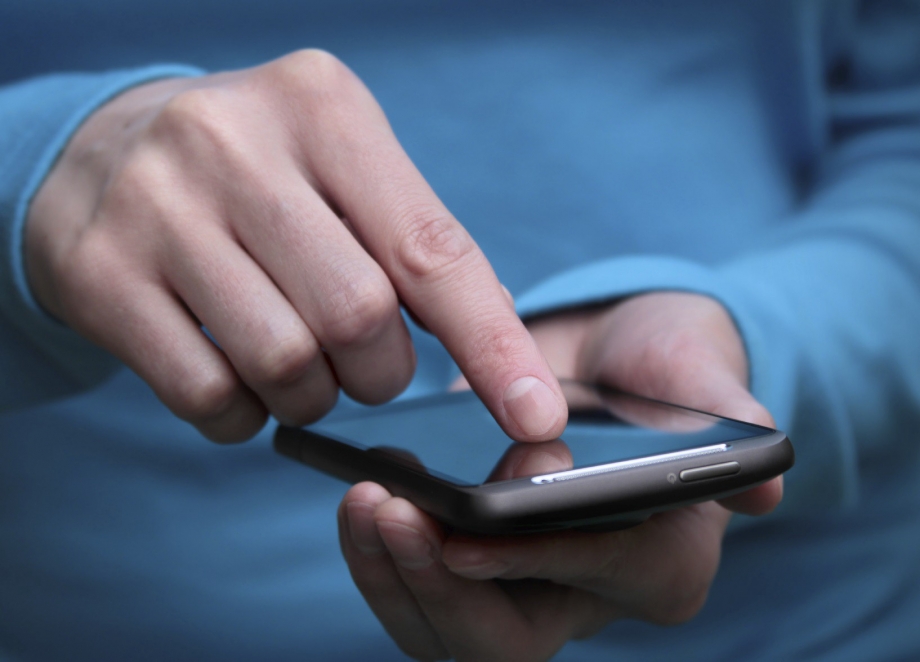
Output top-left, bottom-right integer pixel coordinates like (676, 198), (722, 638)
(339, 292), (782, 661)
(25, 50), (566, 442)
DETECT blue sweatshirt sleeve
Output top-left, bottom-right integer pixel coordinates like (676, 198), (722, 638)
(0, 66), (202, 411)
(516, 3), (920, 514)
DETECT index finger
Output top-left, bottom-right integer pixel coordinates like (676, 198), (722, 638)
(286, 54), (567, 440)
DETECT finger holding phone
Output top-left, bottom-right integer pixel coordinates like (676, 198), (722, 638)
(339, 292), (784, 661)
(25, 50), (567, 443)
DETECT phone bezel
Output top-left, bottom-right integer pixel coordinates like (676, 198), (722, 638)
(274, 387), (794, 534)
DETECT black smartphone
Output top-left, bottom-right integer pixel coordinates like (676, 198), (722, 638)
(274, 381), (794, 534)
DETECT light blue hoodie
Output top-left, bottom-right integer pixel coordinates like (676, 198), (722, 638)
(1, 1), (919, 658)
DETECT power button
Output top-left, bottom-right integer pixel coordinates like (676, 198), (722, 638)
(679, 462), (740, 482)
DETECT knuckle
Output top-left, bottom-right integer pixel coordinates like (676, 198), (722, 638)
(392, 207), (477, 281)
(157, 88), (212, 132)
(172, 366), (240, 422)
(94, 150), (190, 256)
(271, 49), (351, 97)
(249, 333), (319, 386)
(323, 275), (397, 346)
(107, 146), (173, 210)
(154, 88), (241, 158)
(99, 149), (190, 258)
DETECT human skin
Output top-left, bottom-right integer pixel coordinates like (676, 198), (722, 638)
(339, 292), (783, 662)
(25, 50), (567, 443)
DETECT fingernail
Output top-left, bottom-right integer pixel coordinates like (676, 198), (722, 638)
(377, 521), (436, 571)
(503, 376), (562, 437)
(443, 543), (509, 580)
(346, 502), (386, 557)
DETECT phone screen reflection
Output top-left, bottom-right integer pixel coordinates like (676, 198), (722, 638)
(311, 381), (767, 486)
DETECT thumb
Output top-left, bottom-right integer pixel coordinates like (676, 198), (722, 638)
(711, 385), (784, 516)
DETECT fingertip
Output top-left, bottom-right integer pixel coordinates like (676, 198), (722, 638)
(344, 481), (393, 507)
(340, 483), (395, 558)
(501, 375), (568, 441)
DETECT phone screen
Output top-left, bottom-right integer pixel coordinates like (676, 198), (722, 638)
(310, 382), (771, 486)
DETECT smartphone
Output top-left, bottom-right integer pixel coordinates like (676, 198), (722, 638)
(274, 381), (794, 534)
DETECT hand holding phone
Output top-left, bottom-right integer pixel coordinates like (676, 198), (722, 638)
(332, 292), (787, 660)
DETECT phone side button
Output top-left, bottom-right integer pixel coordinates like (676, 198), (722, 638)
(679, 462), (741, 482)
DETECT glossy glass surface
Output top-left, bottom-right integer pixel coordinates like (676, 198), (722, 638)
(311, 382), (770, 486)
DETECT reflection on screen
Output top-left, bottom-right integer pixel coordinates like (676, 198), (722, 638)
(311, 382), (768, 486)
